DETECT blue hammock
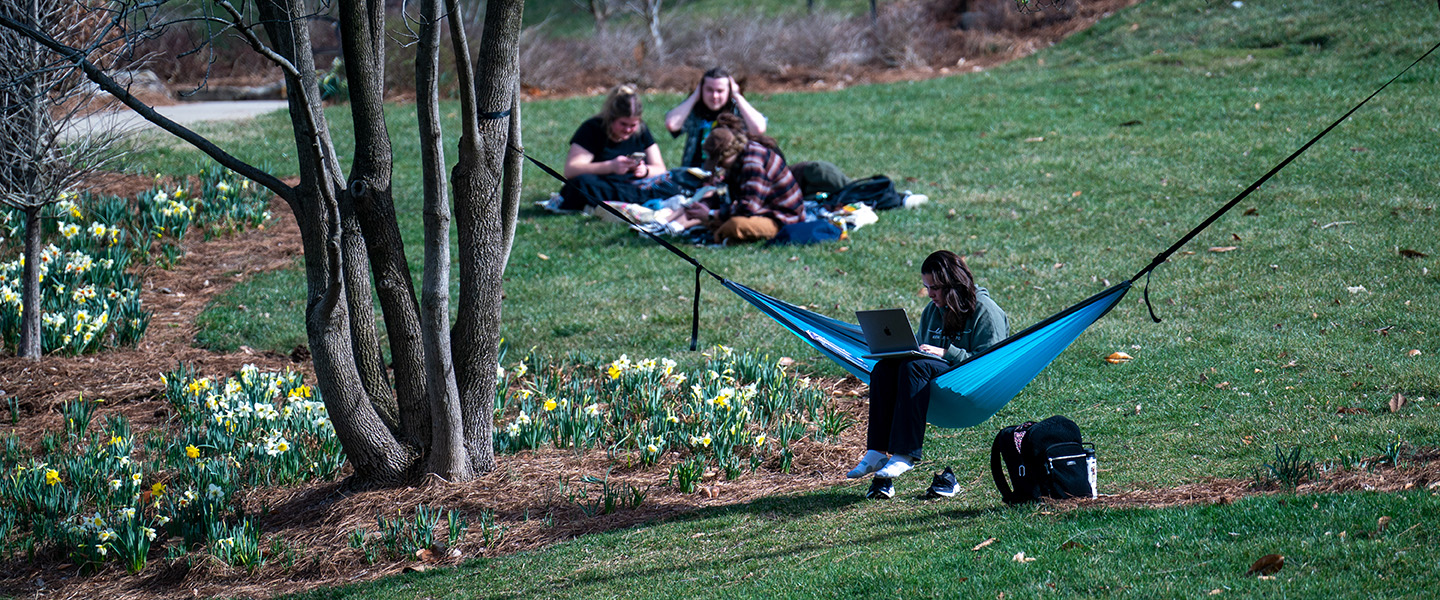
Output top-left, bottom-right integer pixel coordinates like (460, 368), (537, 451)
(725, 280), (1131, 428)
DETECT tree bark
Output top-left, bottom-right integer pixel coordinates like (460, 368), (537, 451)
(18, 204), (42, 359)
(450, 0), (523, 476)
(337, 0), (431, 449)
(257, 0), (412, 484)
(416, 0), (468, 480)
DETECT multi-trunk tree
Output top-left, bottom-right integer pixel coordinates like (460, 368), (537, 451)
(0, 0), (527, 485)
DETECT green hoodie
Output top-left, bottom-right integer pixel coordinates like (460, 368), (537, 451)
(917, 287), (1010, 366)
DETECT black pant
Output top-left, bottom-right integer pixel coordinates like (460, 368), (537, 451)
(559, 174), (659, 211)
(867, 356), (950, 459)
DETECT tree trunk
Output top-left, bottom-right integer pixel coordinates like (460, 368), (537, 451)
(449, 0), (523, 476)
(257, 0), (413, 484)
(338, 0), (431, 449)
(18, 204), (42, 359)
(416, 0), (468, 480)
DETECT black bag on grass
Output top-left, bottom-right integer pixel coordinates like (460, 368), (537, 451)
(990, 415), (1096, 504)
(825, 175), (904, 211)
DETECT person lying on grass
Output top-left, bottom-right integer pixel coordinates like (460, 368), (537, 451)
(660, 113), (804, 244)
(547, 84), (670, 213)
(664, 66), (768, 169)
(848, 251), (1010, 490)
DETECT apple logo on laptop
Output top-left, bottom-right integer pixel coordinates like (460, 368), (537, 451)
(883, 327), (892, 336)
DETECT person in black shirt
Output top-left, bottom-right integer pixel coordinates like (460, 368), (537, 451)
(550, 84), (669, 212)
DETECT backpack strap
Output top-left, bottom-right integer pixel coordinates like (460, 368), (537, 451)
(990, 428), (1015, 504)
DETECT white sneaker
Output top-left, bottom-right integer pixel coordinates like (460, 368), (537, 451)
(902, 192), (929, 209)
(535, 193), (578, 215)
(846, 450), (889, 479)
(876, 454), (915, 478)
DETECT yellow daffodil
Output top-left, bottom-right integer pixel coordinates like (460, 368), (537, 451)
(185, 445), (200, 459)
(44, 469), (61, 486)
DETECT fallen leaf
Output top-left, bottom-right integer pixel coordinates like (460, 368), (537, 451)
(1059, 541), (1085, 550)
(788, 256), (799, 262)
(1210, 590), (1224, 596)
(1376, 516), (1391, 536)
(1104, 351), (1132, 364)
(972, 537), (996, 551)
(537, 253), (550, 260)
(1245, 554), (1284, 576)
(1398, 248), (1427, 258)
(1232, 233), (1242, 242)
(1071, 191), (1082, 197)
(1208, 246), (1238, 253)
(777, 357), (796, 367)
(1243, 207), (1258, 216)
(1346, 285), (1368, 294)
(1215, 381), (1231, 390)
(1012, 551), (1036, 563)
(1407, 349), (1422, 357)
(1388, 393), (1406, 413)
(416, 548), (436, 562)
(1336, 407), (1370, 415)
(836, 246), (850, 252)
(1024, 137), (1045, 142)
(403, 564), (433, 573)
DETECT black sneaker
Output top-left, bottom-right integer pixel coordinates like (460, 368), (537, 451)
(866, 477), (895, 499)
(923, 467), (959, 499)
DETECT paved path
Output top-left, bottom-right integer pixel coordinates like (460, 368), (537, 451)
(65, 100), (289, 141)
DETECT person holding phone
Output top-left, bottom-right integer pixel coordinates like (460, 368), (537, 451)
(664, 67), (767, 169)
(543, 84), (669, 213)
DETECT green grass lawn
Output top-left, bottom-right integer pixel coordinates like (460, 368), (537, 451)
(120, 0), (1440, 595)
(285, 489), (1438, 599)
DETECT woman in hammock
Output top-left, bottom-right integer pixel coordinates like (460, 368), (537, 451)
(848, 250), (1010, 498)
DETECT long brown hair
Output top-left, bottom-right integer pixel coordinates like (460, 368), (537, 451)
(921, 250), (978, 334)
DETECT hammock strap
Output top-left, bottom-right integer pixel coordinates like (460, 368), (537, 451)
(691, 266), (703, 351)
(521, 151), (724, 350)
(1130, 38), (1440, 284)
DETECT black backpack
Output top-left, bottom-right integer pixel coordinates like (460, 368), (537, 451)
(825, 175), (904, 211)
(990, 415), (1096, 504)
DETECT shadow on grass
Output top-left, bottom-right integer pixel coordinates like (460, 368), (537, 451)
(469, 490), (1005, 600)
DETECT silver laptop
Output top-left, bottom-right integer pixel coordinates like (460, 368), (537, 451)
(855, 309), (931, 360)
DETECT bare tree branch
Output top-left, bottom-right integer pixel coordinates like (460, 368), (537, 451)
(0, 11), (295, 203)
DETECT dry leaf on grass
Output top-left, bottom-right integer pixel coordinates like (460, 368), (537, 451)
(1208, 246), (1238, 253)
(1398, 248), (1428, 258)
(1407, 349), (1422, 357)
(1336, 407), (1369, 415)
(537, 253), (550, 260)
(972, 537), (996, 551)
(1376, 516), (1391, 536)
(1245, 554), (1284, 576)
(1012, 551), (1036, 563)
(1104, 352), (1132, 364)
(1389, 393), (1407, 413)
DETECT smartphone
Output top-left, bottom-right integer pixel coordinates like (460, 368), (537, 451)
(628, 152), (646, 163)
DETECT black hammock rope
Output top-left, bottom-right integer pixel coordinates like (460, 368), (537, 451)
(520, 38), (1439, 347)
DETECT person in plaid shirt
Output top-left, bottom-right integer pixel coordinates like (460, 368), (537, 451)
(681, 114), (805, 243)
